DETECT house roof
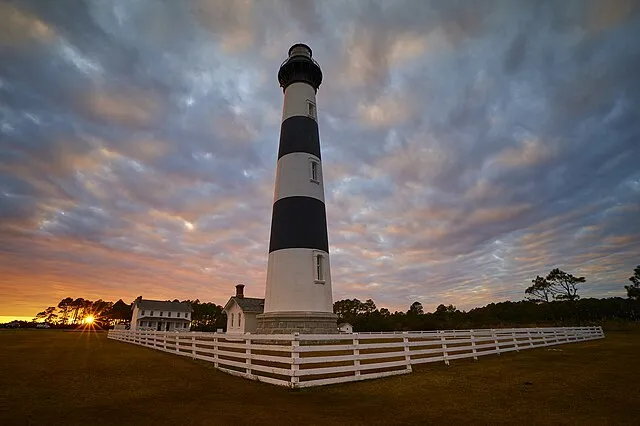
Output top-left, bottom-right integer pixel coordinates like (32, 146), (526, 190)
(133, 299), (193, 313)
(137, 316), (191, 321)
(338, 322), (352, 327)
(223, 297), (264, 313)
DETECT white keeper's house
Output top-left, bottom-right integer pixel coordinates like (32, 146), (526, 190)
(130, 297), (193, 332)
(223, 285), (264, 334)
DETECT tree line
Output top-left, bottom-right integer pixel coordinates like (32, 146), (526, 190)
(334, 266), (640, 331)
(4, 265), (638, 331)
(4, 297), (226, 331)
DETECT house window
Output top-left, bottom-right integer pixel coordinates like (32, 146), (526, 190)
(231, 313), (235, 327)
(141, 321), (146, 327)
(160, 312), (163, 317)
(239, 313), (242, 329)
(307, 100), (316, 119)
(314, 253), (325, 283)
(150, 311), (154, 316)
(177, 312), (180, 318)
(185, 312), (189, 318)
(183, 323), (187, 328)
(168, 312), (172, 317)
(141, 310), (145, 316)
(309, 159), (320, 183)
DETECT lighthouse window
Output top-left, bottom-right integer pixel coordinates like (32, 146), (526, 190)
(231, 313), (235, 327)
(314, 253), (325, 283)
(310, 160), (320, 183)
(307, 100), (316, 120)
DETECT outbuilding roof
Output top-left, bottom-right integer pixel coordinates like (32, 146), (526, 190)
(223, 296), (264, 314)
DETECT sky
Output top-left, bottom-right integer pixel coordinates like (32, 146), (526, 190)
(0, 0), (639, 319)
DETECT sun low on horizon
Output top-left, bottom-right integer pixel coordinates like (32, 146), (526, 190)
(1, 0), (639, 320)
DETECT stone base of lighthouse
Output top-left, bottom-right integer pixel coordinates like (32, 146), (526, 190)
(255, 311), (338, 334)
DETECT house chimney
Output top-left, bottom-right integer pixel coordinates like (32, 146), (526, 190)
(235, 284), (245, 298)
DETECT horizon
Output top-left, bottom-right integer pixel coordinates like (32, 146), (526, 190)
(2, 289), (634, 324)
(1, 1), (639, 319)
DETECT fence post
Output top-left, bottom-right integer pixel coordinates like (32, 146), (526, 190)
(213, 335), (219, 368)
(163, 332), (167, 351)
(469, 330), (478, 361)
(527, 330), (533, 347)
(440, 331), (450, 366)
(512, 331), (520, 352)
(403, 332), (413, 371)
(191, 334), (196, 359)
(353, 333), (361, 378)
(176, 334), (180, 353)
(245, 337), (252, 376)
(492, 329), (500, 355)
(291, 333), (300, 388)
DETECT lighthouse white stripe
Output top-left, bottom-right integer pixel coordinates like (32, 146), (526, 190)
(264, 248), (333, 313)
(274, 152), (325, 203)
(282, 82), (317, 122)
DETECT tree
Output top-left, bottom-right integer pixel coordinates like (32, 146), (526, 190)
(435, 304), (458, 314)
(407, 301), (424, 315)
(70, 298), (86, 324)
(525, 276), (554, 303)
(57, 297), (74, 324)
(625, 265), (640, 301)
(526, 270), (585, 302)
(33, 306), (58, 324)
(107, 299), (132, 324)
(362, 299), (377, 315)
(547, 268), (584, 301)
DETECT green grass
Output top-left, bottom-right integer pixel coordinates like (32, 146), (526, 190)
(1, 329), (639, 425)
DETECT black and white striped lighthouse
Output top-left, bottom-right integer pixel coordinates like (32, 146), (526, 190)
(256, 44), (338, 334)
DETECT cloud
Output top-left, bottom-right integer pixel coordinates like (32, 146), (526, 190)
(0, 2), (56, 46)
(494, 138), (554, 168)
(0, 0), (639, 317)
(80, 89), (162, 129)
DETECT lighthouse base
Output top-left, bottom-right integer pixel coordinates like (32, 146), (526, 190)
(255, 311), (338, 335)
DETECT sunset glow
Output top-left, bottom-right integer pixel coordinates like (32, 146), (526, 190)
(84, 316), (95, 325)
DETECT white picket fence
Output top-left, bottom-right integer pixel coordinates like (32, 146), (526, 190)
(108, 326), (604, 388)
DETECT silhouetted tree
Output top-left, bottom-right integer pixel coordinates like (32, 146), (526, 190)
(107, 299), (132, 324)
(625, 265), (640, 301)
(33, 306), (58, 324)
(525, 276), (554, 303)
(547, 268), (584, 301)
(57, 297), (74, 324)
(407, 301), (424, 315)
(186, 300), (225, 331)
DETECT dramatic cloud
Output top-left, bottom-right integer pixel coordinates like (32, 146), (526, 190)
(1, 0), (639, 317)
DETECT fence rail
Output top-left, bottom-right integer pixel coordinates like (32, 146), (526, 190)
(108, 326), (604, 388)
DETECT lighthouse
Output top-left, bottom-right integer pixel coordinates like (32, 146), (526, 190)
(256, 44), (338, 334)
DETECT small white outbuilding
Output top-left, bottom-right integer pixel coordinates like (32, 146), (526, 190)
(222, 285), (264, 334)
(338, 322), (353, 333)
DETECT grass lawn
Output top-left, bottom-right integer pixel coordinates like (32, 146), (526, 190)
(1, 328), (639, 425)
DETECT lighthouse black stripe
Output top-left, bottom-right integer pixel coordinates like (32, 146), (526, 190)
(268, 196), (328, 253)
(278, 116), (321, 160)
